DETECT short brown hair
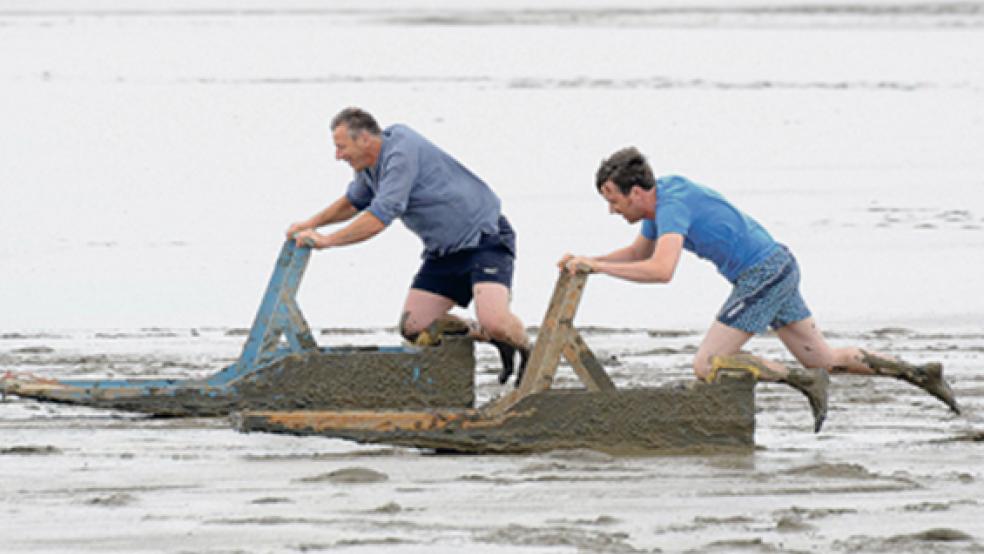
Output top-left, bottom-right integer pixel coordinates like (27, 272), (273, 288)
(596, 147), (655, 194)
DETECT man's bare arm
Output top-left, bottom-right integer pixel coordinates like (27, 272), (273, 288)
(286, 195), (359, 238)
(564, 233), (684, 284)
(293, 210), (386, 249)
(557, 234), (655, 270)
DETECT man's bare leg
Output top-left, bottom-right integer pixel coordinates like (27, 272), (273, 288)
(695, 321), (829, 432)
(777, 317), (959, 414)
(473, 282), (530, 385)
(399, 289), (456, 342)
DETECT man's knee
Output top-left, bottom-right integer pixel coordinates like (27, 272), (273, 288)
(692, 352), (715, 381)
(479, 319), (509, 342)
(398, 311), (426, 342)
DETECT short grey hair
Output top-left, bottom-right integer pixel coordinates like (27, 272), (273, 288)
(330, 107), (382, 139)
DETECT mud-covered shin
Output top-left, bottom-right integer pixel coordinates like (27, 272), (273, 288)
(709, 354), (829, 433)
(860, 350), (960, 414)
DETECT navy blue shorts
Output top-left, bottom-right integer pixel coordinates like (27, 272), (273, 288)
(411, 216), (516, 308)
(716, 245), (812, 334)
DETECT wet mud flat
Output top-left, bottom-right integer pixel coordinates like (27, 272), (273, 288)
(1, 327), (983, 553)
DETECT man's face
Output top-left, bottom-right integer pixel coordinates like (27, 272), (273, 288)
(600, 180), (643, 223)
(333, 125), (372, 171)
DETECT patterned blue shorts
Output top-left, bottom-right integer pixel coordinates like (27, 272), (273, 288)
(717, 245), (812, 334)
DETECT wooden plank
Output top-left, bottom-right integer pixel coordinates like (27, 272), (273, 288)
(563, 331), (616, 392)
(485, 268), (590, 416)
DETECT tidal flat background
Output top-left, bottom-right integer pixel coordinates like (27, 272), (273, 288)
(2, 1), (983, 552)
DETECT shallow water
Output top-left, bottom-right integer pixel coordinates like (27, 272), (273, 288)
(2, 1), (984, 552)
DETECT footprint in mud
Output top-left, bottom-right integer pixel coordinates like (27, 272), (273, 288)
(296, 467), (388, 484)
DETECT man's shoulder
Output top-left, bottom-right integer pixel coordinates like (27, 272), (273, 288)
(657, 174), (695, 189)
(382, 124), (430, 154)
(656, 175), (693, 203)
(384, 123), (422, 141)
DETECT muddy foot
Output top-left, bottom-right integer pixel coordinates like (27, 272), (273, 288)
(899, 363), (960, 415)
(415, 316), (470, 347)
(784, 367), (830, 433)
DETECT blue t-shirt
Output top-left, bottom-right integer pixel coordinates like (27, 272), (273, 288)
(346, 124), (502, 257)
(640, 175), (777, 283)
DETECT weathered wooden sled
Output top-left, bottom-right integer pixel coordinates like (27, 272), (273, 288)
(0, 241), (475, 416)
(234, 269), (756, 454)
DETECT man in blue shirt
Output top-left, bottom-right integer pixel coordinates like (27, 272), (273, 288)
(560, 147), (959, 432)
(288, 108), (530, 381)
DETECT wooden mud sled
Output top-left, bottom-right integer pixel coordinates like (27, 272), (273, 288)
(234, 268), (757, 454)
(0, 241), (475, 416)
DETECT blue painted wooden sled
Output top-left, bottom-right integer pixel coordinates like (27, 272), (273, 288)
(0, 241), (475, 416)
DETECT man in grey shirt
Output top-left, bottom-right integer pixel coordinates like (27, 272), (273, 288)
(288, 107), (530, 383)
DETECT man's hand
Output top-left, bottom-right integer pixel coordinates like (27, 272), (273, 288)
(286, 221), (312, 239)
(557, 253), (576, 271)
(557, 253), (597, 274)
(292, 229), (330, 249)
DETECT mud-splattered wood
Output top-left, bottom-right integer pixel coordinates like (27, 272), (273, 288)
(485, 267), (607, 416)
(237, 377), (756, 455)
(563, 331), (615, 392)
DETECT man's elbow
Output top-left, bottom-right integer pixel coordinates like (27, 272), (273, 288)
(364, 211), (389, 233)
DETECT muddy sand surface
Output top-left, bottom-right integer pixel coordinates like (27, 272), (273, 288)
(1, 327), (982, 553)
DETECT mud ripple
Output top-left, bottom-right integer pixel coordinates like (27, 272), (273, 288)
(84, 492), (137, 507)
(773, 506), (858, 520)
(930, 429), (984, 443)
(207, 516), (336, 526)
(296, 467), (389, 484)
(899, 499), (979, 512)
(661, 515), (757, 534)
(9, 346), (55, 354)
(366, 501), (403, 514)
(250, 496), (293, 505)
(834, 528), (981, 552)
(242, 448), (400, 461)
(548, 515), (620, 526)
(475, 523), (643, 553)
(0, 444), (61, 455)
(294, 538), (412, 551)
(780, 462), (910, 483)
(775, 513), (815, 532)
(686, 537), (789, 553)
